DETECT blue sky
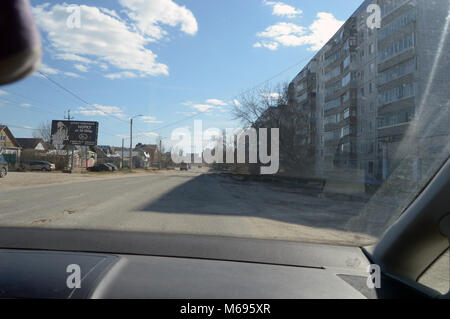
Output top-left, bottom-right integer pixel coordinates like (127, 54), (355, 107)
(0, 0), (362, 147)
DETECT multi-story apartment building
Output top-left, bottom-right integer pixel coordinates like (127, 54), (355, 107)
(288, 59), (317, 161)
(288, 0), (450, 184)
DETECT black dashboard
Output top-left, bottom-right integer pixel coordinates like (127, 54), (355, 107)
(0, 227), (432, 299)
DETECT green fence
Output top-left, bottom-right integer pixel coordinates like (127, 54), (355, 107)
(2, 154), (17, 168)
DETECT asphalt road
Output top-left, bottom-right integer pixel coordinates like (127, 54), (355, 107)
(0, 168), (377, 245)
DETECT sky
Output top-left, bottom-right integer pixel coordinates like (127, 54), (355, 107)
(0, 0), (363, 148)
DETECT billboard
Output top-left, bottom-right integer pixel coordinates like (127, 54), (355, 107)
(51, 120), (98, 147)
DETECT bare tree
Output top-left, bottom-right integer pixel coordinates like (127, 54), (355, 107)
(33, 121), (52, 143)
(232, 82), (315, 175)
(232, 83), (290, 128)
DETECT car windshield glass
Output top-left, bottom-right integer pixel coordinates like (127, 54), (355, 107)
(0, 0), (449, 246)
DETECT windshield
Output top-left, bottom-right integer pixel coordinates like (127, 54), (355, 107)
(0, 0), (449, 247)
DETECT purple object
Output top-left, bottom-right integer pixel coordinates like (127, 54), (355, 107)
(0, 0), (42, 85)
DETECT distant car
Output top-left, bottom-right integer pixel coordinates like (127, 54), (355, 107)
(104, 163), (118, 171)
(180, 162), (188, 171)
(22, 161), (55, 171)
(0, 154), (8, 178)
(88, 164), (113, 172)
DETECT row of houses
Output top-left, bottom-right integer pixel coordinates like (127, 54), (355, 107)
(0, 125), (161, 170)
(270, 0), (449, 184)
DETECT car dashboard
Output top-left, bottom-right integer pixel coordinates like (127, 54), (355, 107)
(0, 228), (434, 299)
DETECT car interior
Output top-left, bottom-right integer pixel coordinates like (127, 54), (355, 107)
(0, 0), (448, 299)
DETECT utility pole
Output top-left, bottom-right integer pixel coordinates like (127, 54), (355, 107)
(65, 110), (75, 171)
(121, 138), (124, 170)
(128, 115), (142, 172)
(159, 138), (162, 170)
(129, 118), (133, 172)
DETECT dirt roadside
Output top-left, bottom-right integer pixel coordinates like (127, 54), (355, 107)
(0, 170), (168, 191)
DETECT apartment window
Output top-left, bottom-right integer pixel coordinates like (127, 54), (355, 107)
(341, 143), (351, 153)
(370, 102), (375, 112)
(326, 81), (342, 98)
(379, 34), (415, 62)
(324, 113), (339, 125)
(341, 126), (350, 138)
(343, 55), (350, 69)
(378, 58), (415, 85)
(369, 43), (374, 55)
(298, 92), (307, 103)
(369, 82), (374, 94)
(379, 83), (415, 106)
(368, 161), (374, 175)
(368, 143), (374, 154)
(360, 87), (365, 97)
(378, 9), (415, 41)
(324, 66), (341, 81)
(360, 49), (365, 58)
(324, 97), (341, 111)
(370, 63), (375, 74)
(381, 0), (409, 18)
(377, 106), (415, 128)
(342, 91), (350, 103)
(342, 72), (351, 87)
(325, 129), (340, 141)
(344, 108), (350, 119)
(0, 134), (5, 141)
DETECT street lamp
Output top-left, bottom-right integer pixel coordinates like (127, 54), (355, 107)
(129, 114), (143, 172)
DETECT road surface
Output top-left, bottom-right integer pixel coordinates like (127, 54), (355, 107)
(0, 168), (377, 245)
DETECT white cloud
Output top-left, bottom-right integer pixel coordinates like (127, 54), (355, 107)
(253, 41), (279, 51)
(263, 1), (303, 18)
(39, 63), (60, 75)
(206, 99), (227, 106)
(254, 13), (344, 51)
(139, 116), (163, 124)
(55, 53), (93, 64)
(74, 64), (88, 73)
(192, 104), (215, 113)
(38, 63), (81, 78)
(176, 111), (197, 116)
(119, 0), (198, 40)
(0, 90), (8, 96)
(184, 98), (228, 113)
(33, 3), (172, 78)
(136, 131), (159, 138)
(64, 72), (81, 78)
(105, 71), (138, 80)
(21, 103), (32, 108)
(232, 99), (241, 107)
(76, 104), (126, 119)
(301, 12), (345, 51)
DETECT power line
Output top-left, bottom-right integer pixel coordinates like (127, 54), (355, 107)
(143, 53), (315, 134)
(37, 71), (129, 124)
(33, 53), (314, 143)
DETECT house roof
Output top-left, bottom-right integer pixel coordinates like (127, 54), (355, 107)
(16, 138), (44, 150)
(0, 125), (20, 148)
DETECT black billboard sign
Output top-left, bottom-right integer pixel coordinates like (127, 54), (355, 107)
(51, 120), (98, 147)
